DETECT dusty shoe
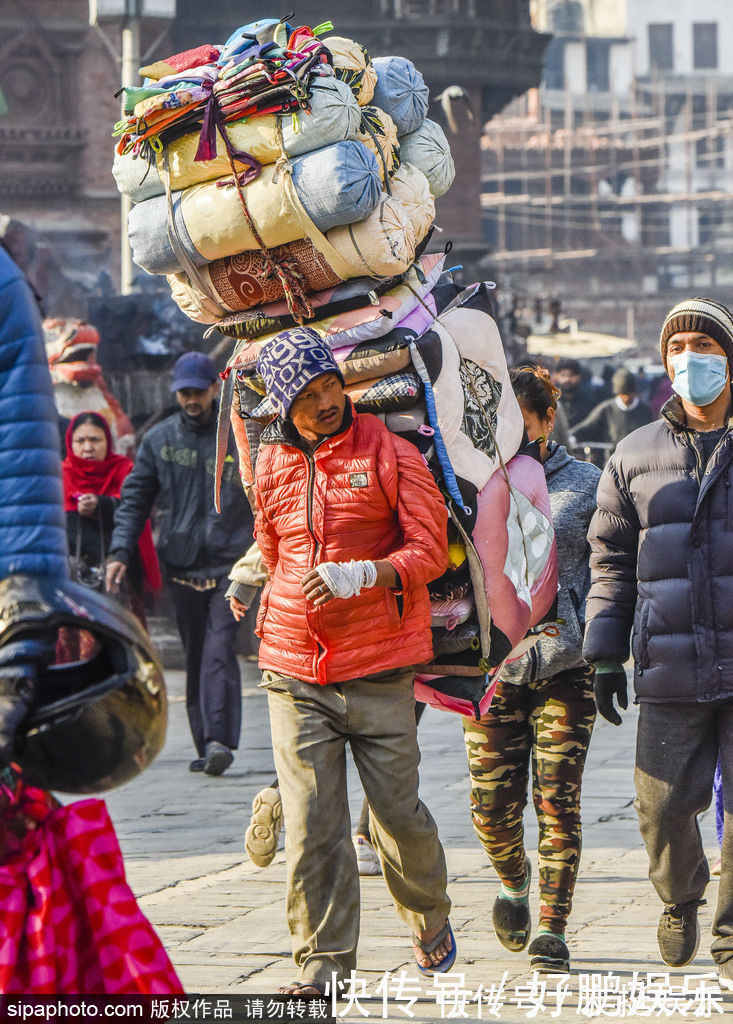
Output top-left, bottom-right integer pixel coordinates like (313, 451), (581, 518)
(353, 835), (382, 876)
(492, 863), (531, 952)
(528, 933), (570, 973)
(717, 958), (733, 992)
(204, 741), (233, 776)
(189, 757), (205, 773)
(245, 786), (283, 867)
(657, 899), (704, 967)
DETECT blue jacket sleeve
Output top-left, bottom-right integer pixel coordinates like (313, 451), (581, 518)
(0, 248), (67, 578)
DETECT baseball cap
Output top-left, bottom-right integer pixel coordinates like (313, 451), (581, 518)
(170, 351), (218, 392)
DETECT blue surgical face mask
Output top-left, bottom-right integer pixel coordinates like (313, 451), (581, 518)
(668, 351), (729, 406)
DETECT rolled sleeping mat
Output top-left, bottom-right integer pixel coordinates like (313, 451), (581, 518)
(112, 76), (363, 203)
(371, 55), (429, 136)
(128, 140), (382, 275)
(398, 118), (455, 198)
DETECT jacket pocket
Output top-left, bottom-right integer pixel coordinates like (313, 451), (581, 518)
(384, 588), (403, 631)
(255, 580), (272, 638)
(632, 598), (651, 669)
(160, 529), (199, 569)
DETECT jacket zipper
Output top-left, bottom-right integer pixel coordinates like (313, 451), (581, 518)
(304, 450), (325, 674)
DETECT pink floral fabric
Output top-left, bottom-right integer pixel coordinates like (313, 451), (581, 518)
(0, 782), (182, 995)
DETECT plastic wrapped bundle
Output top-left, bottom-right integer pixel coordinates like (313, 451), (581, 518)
(398, 119), (455, 198)
(323, 36), (377, 105)
(128, 140), (381, 275)
(389, 163), (435, 243)
(371, 56), (429, 136)
(167, 239), (343, 323)
(112, 77), (362, 203)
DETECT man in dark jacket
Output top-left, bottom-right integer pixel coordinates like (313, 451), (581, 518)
(571, 367), (654, 465)
(106, 352), (253, 776)
(551, 358), (598, 427)
(583, 297), (733, 989)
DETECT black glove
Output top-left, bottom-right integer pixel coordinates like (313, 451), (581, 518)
(593, 664), (628, 726)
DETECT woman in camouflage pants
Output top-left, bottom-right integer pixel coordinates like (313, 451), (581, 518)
(463, 366), (601, 973)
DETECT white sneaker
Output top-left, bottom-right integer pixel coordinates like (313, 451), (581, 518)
(245, 787), (283, 867)
(353, 835), (382, 876)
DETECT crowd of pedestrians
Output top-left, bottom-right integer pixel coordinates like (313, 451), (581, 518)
(2, 229), (733, 999)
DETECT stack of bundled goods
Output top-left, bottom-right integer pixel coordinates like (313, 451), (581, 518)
(112, 15), (556, 718)
(113, 15), (453, 322)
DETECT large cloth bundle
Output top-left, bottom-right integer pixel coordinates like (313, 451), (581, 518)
(371, 56), (429, 135)
(166, 176), (432, 324)
(399, 118), (455, 198)
(111, 21), (558, 723)
(128, 140), (382, 275)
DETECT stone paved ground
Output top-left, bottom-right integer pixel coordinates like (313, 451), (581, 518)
(94, 663), (728, 1023)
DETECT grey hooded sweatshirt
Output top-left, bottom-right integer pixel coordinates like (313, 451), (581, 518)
(501, 442), (601, 685)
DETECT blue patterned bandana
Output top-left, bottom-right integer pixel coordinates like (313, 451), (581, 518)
(257, 326), (344, 417)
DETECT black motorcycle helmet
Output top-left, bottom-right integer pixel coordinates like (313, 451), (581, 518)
(0, 575), (167, 794)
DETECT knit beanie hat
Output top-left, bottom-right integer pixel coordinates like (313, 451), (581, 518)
(612, 368), (637, 395)
(660, 297), (733, 373)
(257, 326), (344, 417)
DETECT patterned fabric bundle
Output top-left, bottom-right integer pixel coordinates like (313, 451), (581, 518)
(322, 36), (377, 105)
(113, 77), (362, 203)
(114, 20), (332, 162)
(168, 239), (343, 323)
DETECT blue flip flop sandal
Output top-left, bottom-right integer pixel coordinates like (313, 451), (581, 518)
(413, 920), (457, 974)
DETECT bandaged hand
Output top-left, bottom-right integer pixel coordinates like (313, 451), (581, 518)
(302, 560), (378, 605)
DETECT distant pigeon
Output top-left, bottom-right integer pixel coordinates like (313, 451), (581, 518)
(434, 85), (475, 135)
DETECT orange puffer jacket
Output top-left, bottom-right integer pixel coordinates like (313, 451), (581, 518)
(254, 405), (448, 684)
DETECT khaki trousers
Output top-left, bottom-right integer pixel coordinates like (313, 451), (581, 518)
(262, 667), (451, 987)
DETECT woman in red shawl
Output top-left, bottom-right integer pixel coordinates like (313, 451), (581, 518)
(60, 412), (161, 644)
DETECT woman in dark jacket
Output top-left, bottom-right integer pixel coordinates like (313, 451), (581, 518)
(463, 366), (600, 974)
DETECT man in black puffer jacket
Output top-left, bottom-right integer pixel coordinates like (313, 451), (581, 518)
(583, 298), (733, 989)
(106, 352), (253, 777)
